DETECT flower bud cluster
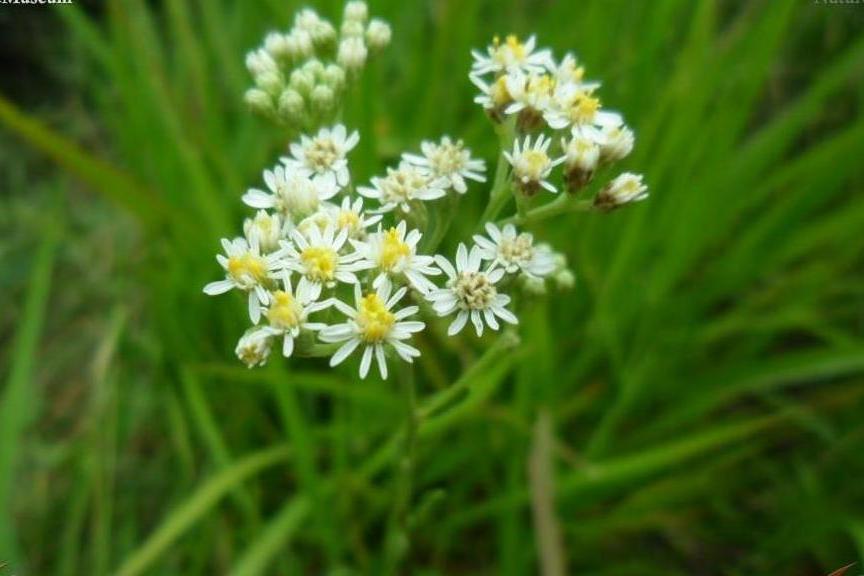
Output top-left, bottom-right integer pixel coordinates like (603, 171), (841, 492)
(243, 1), (391, 130)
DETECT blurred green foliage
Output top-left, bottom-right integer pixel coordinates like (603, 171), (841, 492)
(1, 0), (863, 574)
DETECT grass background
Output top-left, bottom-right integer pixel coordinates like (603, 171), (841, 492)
(1, 0), (864, 574)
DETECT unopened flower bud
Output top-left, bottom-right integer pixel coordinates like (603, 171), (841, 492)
(563, 132), (600, 192)
(289, 68), (315, 96)
(302, 58), (325, 80)
(294, 8), (321, 31)
(554, 269), (576, 290)
(311, 84), (336, 115)
(278, 88), (306, 124)
(290, 29), (314, 59)
(322, 64), (346, 91)
(599, 125), (634, 164)
(236, 328), (273, 368)
(244, 210), (284, 253)
(245, 49), (278, 77)
(244, 88), (275, 116)
(520, 274), (547, 295)
(340, 19), (365, 39)
(255, 71), (284, 95)
(337, 37), (368, 72)
(594, 172), (648, 211)
(366, 19), (391, 52)
(264, 32), (292, 62)
(343, 1), (368, 23)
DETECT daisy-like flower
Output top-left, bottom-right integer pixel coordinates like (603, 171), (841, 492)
(280, 223), (369, 289)
(236, 327), (274, 368)
(261, 271), (330, 357)
(504, 133), (565, 195)
(504, 71), (557, 129)
(203, 236), (283, 323)
(562, 126), (602, 192)
(281, 124), (360, 188)
(319, 283), (425, 379)
(296, 196), (382, 240)
(243, 210), (285, 253)
(403, 136), (486, 194)
(471, 74), (514, 121)
(243, 165), (339, 219)
(358, 161), (447, 213)
(471, 34), (553, 77)
(427, 243), (518, 337)
(473, 223), (557, 278)
(594, 172), (648, 211)
(351, 220), (440, 294)
(546, 84), (623, 131)
(598, 124), (635, 164)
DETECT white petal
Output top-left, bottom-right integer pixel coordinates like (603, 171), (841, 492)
(448, 311), (469, 336)
(376, 345), (388, 380)
(359, 346), (374, 379)
(330, 338), (360, 366)
(203, 279), (234, 295)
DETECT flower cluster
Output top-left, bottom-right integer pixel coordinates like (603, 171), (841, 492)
(244, 2), (391, 129)
(471, 35), (647, 206)
(205, 4), (647, 380)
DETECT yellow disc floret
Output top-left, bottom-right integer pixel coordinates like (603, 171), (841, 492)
(300, 246), (337, 282)
(266, 291), (301, 329)
(356, 293), (395, 342)
(227, 253), (268, 285)
(337, 209), (361, 231)
(378, 228), (411, 271)
(570, 93), (600, 123)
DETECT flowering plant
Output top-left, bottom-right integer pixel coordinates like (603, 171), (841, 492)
(204, 2), (648, 383)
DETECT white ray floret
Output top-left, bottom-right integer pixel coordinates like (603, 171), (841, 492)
(203, 236), (284, 324)
(242, 165), (339, 219)
(243, 210), (285, 254)
(260, 271), (331, 358)
(319, 283), (425, 380)
(351, 220), (441, 294)
(503, 71), (557, 119)
(471, 34), (553, 77)
(504, 134), (565, 195)
(427, 243), (518, 337)
(473, 223), (557, 278)
(358, 161), (447, 213)
(279, 223), (370, 290)
(403, 136), (486, 194)
(545, 84), (623, 131)
(281, 124), (360, 188)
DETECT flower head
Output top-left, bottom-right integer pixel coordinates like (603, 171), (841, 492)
(203, 236), (283, 323)
(319, 283), (425, 379)
(243, 210), (285, 253)
(471, 35), (553, 77)
(243, 165), (339, 219)
(403, 136), (486, 194)
(504, 134), (565, 195)
(562, 126), (602, 191)
(594, 172), (648, 211)
(351, 220), (440, 293)
(280, 223), (370, 289)
(473, 223), (557, 278)
(358, 161), (447, 213)
(546, 84), (622, 131)
(427, 243), (518, 337)
(261, 271), (331, 357)
(282, 124), (359, 187)
(236, 327), (275, 368)
(598, 124), (634, 164)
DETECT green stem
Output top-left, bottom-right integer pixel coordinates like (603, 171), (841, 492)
(385, 363), (419, 574)
(499, 196), (594, 227)
(479, 120), (517, 225)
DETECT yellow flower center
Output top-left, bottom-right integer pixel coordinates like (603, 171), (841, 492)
(300, 246), (337, 281)
(521, 150), (550, 179)
(528, 74), (555, 97)
(337, 209), (361, 230)
(571, 94), (600, 122)
(356, 293), (395, 342)
(499, 234), (534, 264)
(266, 291), (301, 329)
(493, 34), (527, 62)
(227, 253), (268, 284)
(490, 76), (512, 106)
(306, 138), (338, 170)
(378, 228), (411, 271)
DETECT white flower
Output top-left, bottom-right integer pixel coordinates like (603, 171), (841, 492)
(403, 136), (486, 194)
(351, 220), (440, 294)
(260, 271), (331, 357)
(282, 125), (360, 188)
(243, 210), (285, 253)
(595, 172), (649, 211)
(203, 236), (283, 323)
(427, 243), (518, 337)
(553, 53), (590, 85)
(279, 223), (369, 289)
(598, 124), (634, 163)
(546, 84), (622, 131)
(236, 327), (274, 368)
(562, 127), (602, 191)
(471, 74), (514, 117)
(243, 165), (339, 219)
(471, 35), (553, 77)
(473, 223), (557, 278)
(504, 134), (565, 195)
(337, 37), (368, 71)
(296, 196), (382, 240)
(319, 283), (425, 380)
(358, 161), (447, 213)
(503, 71), (557, 120)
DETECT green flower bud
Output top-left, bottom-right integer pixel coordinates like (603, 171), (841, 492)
(289, 68), (315, 96)
(278, 88), (306, 125)
(244, 88), (275, 117)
